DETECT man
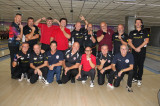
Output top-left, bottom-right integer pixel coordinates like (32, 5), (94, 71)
(69, 15), (88, 54)
(29, 44), (49, 84)
(61, 42), (81, 84)
(84, 23), (97, 56)
(8, 13), (23, 78)
(46, 41), (63, 84)
(76, 46), (96, 87)
(112, 24), (128, 55)
(111, 45), (134, 92)
(12, 42), (30, 82)
(34, 17), (59, 52)
(96, 44), (114, 86)
(51, 18), (71, 54)
(23, 17), (39, 52)
(128, 18), (150, 86)
(97, 22), (114, 53)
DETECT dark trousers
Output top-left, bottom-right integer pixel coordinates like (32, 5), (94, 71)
(110, 70), (134, 87)
(81, 69), (95, 81)
(41, 43), (50, 52)
(8, 44), (19, 76)
(61, 69), (78, 84)
(132, 47), (146, 80)
(98, 69), (114, 85)
(12, 65), (30, 79)
(29, 66), (48, 84)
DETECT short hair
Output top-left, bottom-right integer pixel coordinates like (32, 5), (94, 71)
(50, 40), (57, 46)
(135, 18), (143, 24)
(85, 46), (92, 50)
(120, 44), (129, 51)
(16, 13), (22, 16)
(101, 44), (108, 48)
(47, 17), (53, 20)
(22, 42), (29, 45)
(27, 17), (34, 21)
(59, 18), (68, 24)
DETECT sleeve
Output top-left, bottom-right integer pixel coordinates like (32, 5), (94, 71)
(34, 26), (39, 34)
(112, 33), (115, 41)
(96, 30), (101, 37)
(96, 55), (101, 65)
(144, 29), (150, 38)
(123, 34), (128, 42)
(129, 54), (134, 65)
(110, 29), (114, 36)
(43, 53), (48, 61)
(80, 54), (84, 65)
(128, 31), (133, 39)
(37, 23), (43, 28)
(23, 26), (28, 35)
(29, 54), (34, 63)
(66, 28), (71, 37)
(111, 54), (117, 64)
(9, 26), (15, 37)
(59, 51), (64, 61)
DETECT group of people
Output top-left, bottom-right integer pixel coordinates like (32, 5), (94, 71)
(8, 13), (150, 92)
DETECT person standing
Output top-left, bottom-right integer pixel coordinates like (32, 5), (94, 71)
(23, 17), (39, 52)
(128, 18), (150, 86)
(8, 13), (23, 78)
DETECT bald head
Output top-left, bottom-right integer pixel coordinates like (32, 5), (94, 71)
(72, 42), (80, 53)
(100, 22), (107, 31)
(33, 44), (41, 55)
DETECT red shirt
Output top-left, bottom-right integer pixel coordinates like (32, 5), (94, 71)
(81, 54), (96, 72)
(38, 23), (58, 45)
(97, 29), (114, 51)
(52, 27), (71, 50)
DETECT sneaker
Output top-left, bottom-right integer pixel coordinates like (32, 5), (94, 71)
(39, 76), (42, 80)
(126, 86), (133, 92)
(27, 79), (30, 83)
(82, 80), (86, 84)
(90, 81), (94, 88)
(107, 83), (114, 89)
(42, 78), (49, 85)
(57, 80), (62, 84)
(71, 78), (75, 83)
(137, 80), (142, 86)
(132, 78), (137, 83)
(18, 73), (24, 82)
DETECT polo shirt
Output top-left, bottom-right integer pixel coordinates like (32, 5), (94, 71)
(52, 27), (71, 50)
(96, 52), (113, 68)
(30, 52), (48, 67)
(23, 25), (39, 47)
(129, 29), (150, 48)
(38, 23), (58, 45)
(81, 54), (96, 72)
(112, 32), (128, 54)
(112, 52), (134, 72)
(84, 30), (97, 48)
(46, 50), (64, 65)
(64, 48), (81, 67)
(97, 29), (114, 51)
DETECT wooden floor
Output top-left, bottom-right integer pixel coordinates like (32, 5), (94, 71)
(0, 59), (159, 106)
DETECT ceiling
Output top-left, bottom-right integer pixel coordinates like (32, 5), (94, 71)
(0, 0), (160, 26)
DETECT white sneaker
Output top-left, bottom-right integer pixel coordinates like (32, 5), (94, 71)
(82, 80), (86, 84)
(137, 80), (142, 86)
(18, 73), (24, 82)
(132, 78), (137, 83)
(107, 83), (114, 89)
(42, 77), (49, 85)
(90, 81), (94, 88)
(39, 76), (42, 80)
(27, 79), (30, 83)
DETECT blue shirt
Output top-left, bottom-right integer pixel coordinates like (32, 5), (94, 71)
(46, 50), (64, 65)
(112, 52), (134, 71)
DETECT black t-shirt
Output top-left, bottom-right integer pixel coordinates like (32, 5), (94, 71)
(84, 30), (97, 48)
(129, 29), (150, 48)
(29, 52), (48, 67)
(14, 50), (30, 67)
(23, 25), (39, 46)
(112, 32), (128, 55)
(70, 28), (85, 47)
(112, 52), (134, 72)
(64, 48), (81, 67)
(96, 52), (113, 68)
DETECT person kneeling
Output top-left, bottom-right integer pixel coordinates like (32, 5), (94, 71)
(76, 46), (96, 87)
(110, 45), (134, 92)
(29, 44), (49, 84)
